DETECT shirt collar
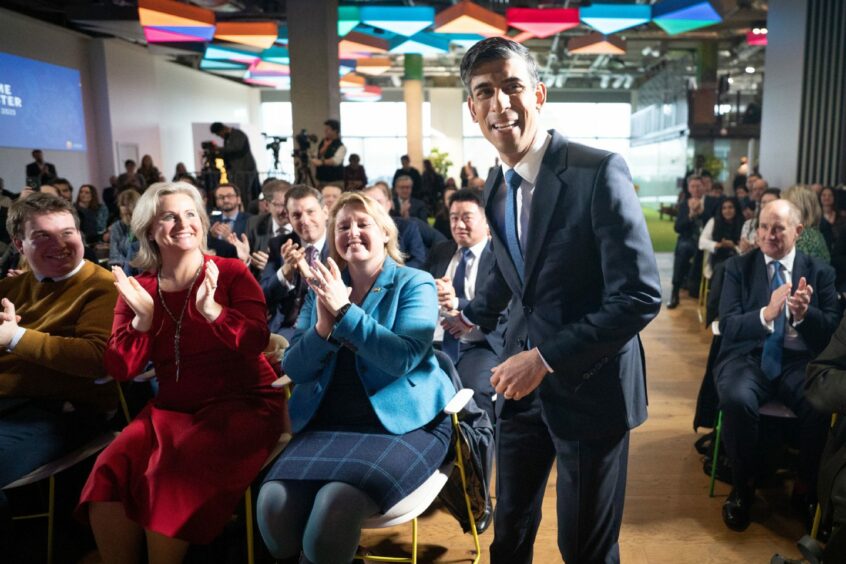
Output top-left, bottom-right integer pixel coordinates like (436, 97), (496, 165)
(459, 237), (489, 259)
(304, 233), (327, 253)
(500, 132), (552, 185)
(764, 246), (796, 274)
(35, 260), (85, 282)
(221, 210), (239, 221)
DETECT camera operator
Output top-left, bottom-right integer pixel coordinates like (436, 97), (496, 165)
(209, 122), (260, 206)
(310, 119), (345, 189)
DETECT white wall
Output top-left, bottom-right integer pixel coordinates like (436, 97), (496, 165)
(0, 9), (99, 192)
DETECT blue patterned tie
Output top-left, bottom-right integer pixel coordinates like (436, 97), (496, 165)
(503, 169), (525, 282)
(761, 260), (785, 380)
(442, 248), (472, 363)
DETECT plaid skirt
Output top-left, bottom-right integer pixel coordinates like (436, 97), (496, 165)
(263, 414), (452, 511)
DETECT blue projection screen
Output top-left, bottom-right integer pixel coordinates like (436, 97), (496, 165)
(0, 52), (87, 151)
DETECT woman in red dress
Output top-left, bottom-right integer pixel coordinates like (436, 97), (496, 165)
(77, 181), (287, 563)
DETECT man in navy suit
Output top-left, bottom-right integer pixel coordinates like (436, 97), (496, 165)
(444, 37), (661, 564)
(207, 183), (251, 259)
(425, 188), (503, 425)
(260, 185), (329, 340)
(392, 175), (430, 222)
(363, 184), (426, 269)
(715, 199), (838, 531)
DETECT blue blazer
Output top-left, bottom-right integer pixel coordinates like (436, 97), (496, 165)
(282, 256), (456, 435)
(463, 131), (662, 440)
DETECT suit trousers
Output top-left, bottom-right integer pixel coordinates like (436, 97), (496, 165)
(490, 392), (629, 564)
(671, 237), (697, 290)
(715, 352), (829, 491)
(455, 341), (499, 426)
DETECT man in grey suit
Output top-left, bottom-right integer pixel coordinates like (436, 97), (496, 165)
(444, 37), (662, 563)
(424, 188), (503, 426)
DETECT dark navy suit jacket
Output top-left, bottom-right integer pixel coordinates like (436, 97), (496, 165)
(716, 248), (839, 373)
(207, 211), (251, 259)
(424, 239), (504, 358)
(463, 131), (662, 440)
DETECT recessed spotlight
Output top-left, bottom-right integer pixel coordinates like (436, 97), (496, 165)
(745, 66), (755, 74)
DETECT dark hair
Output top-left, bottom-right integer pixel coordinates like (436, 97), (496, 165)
(687, 175), (703, 185)
(460, 36), (539, 91)
(210, 122), (225, 134)
(214, 183), (240, 198)
(349, 153), (360, 162)
(7, 192), (80, 239)
(401, 154), (410, 161)
(76, 183), (102, 210)
(763, 188), (781, 198)
(448, 188), (484, 210)
(285, 184), (322, 209)
(262, 179), (291, 200)
(124, 159), (136, 168)
(324, 119), (340, 133)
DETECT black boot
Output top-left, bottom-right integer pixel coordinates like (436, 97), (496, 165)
(667, 287), (680, 309)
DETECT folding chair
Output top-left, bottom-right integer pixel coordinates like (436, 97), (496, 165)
(3, 379), (126, 564)
(356, 386), (481, 564)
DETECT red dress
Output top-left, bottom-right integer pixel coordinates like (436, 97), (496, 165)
(78, 256), (288, 543)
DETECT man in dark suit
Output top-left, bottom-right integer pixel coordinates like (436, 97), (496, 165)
(715, 199), (838, 531)
(425, 189), (502, 425)
(246, 179), (291, 275)
(210, 122), (260, 205)
(260, 185), (328, 340)
(207, 183), (251, 259)
(363, 183), (426, 269)
(25, 149), (57, 188)
(667, 175), (706, 308)
(392, 174), (429, 222)
(392, 155), (422, 200)
(444, 37), (662, 564)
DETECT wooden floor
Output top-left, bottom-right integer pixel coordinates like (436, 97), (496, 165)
(75, 254), (809, 563)
(359, 252), (807, 563)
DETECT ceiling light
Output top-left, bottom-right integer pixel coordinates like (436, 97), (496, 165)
(745, 66), (755, 74)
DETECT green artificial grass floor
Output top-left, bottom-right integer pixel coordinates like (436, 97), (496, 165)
(642, 206), (677, 253)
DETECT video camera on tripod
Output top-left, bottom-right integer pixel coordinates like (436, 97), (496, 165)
(261, 133), (288, 174)
(292, 129), (318, 185)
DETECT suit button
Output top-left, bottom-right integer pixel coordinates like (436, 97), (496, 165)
(523, 306), (533, 314)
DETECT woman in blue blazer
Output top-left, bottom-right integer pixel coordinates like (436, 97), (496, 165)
(258, 191), (455, 564)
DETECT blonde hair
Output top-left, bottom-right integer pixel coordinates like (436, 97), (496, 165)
(327, 191), (403, 269)
(783, 185), (821, 228)
(130, 181), (209, 272)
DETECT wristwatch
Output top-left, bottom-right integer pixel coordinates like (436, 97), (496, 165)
(335, 303), (352, 323)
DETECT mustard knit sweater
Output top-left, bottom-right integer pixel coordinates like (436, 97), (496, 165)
(0, 261), (118, 412)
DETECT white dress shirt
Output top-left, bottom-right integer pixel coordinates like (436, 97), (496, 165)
(435, 238), (489, 344)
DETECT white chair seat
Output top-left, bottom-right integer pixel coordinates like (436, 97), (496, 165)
(361, 461), (454, 529)
(3, 431), (116, 490)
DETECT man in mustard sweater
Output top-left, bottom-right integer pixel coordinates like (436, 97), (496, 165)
(0, 193), (117, 531)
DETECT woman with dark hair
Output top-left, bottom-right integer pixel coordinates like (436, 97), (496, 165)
(75, 184), (109, 244)
(819, 186), (839, 250)
(139, 154), (164, 187)
(700, 198), (744, 324)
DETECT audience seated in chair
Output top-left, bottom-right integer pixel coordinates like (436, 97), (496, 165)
(260, 184), (329, 342)
(206, 183), (252, 260)
(714, 199), (839, 532)
(77, 181), (288, 563)
(392, 174), (429, 222)
(257, 191), (455, 564)
(424, 188), (504, 426)
(363, 183), (426, 269)
(246, 179), (292, 277)
(108, 189), (141, 276)
(784, 185), (831, 263)
(668, 175), (708, 309)
(700, 197), (743, 325)
(0, 193), (118, 537)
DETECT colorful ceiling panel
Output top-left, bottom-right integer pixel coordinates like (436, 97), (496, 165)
(390, 32), (450, 55)
(579, 3), (651, 35)
(506, 8), (580, 39)
(355, 57), (392, 76)
(567, 33), (626, 55)
(360, 6), (435, 37)
(652, 0), (722, 35)
(344, 85), (383, 102)
(138, 0), (215, 43)
(338, 6), (361, 37)
(434, 1), (508, 36)
(214, 22), (278, 49)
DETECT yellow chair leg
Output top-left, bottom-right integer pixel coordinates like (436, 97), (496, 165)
(245, 486), (255, 564)
(47, 475), (55, 564)
(411, 517), (417, 564)
(452, 413), (481, 564)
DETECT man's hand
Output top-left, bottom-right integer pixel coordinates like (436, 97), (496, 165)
(763, 281), (793, 323)
(788, 276), (813, 323)
(441, 311), (473, 338)
(209, 221), (233, 240)
(0, 298), (21, 348)
(688, 197), (703, 217)
(490, 348), (549, 401)
(435, 276), (457, 311)
(280, 239), (306, 282)
(400, 200), (411, 218)
(226, 232), (250, 263)
(251, 250), (269, 271)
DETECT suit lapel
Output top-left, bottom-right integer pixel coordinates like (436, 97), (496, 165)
(792, 250), (807, 288)
(357, 257), (398, 315)
(751, 250), (770, 307)
(436, 242), (457, 278)
(523, 131), (569, 287)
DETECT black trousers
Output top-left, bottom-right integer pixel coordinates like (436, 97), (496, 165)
(490, 393), (629, 564)
(715, 352), (829, 491)
(671, 236), (697, 290)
